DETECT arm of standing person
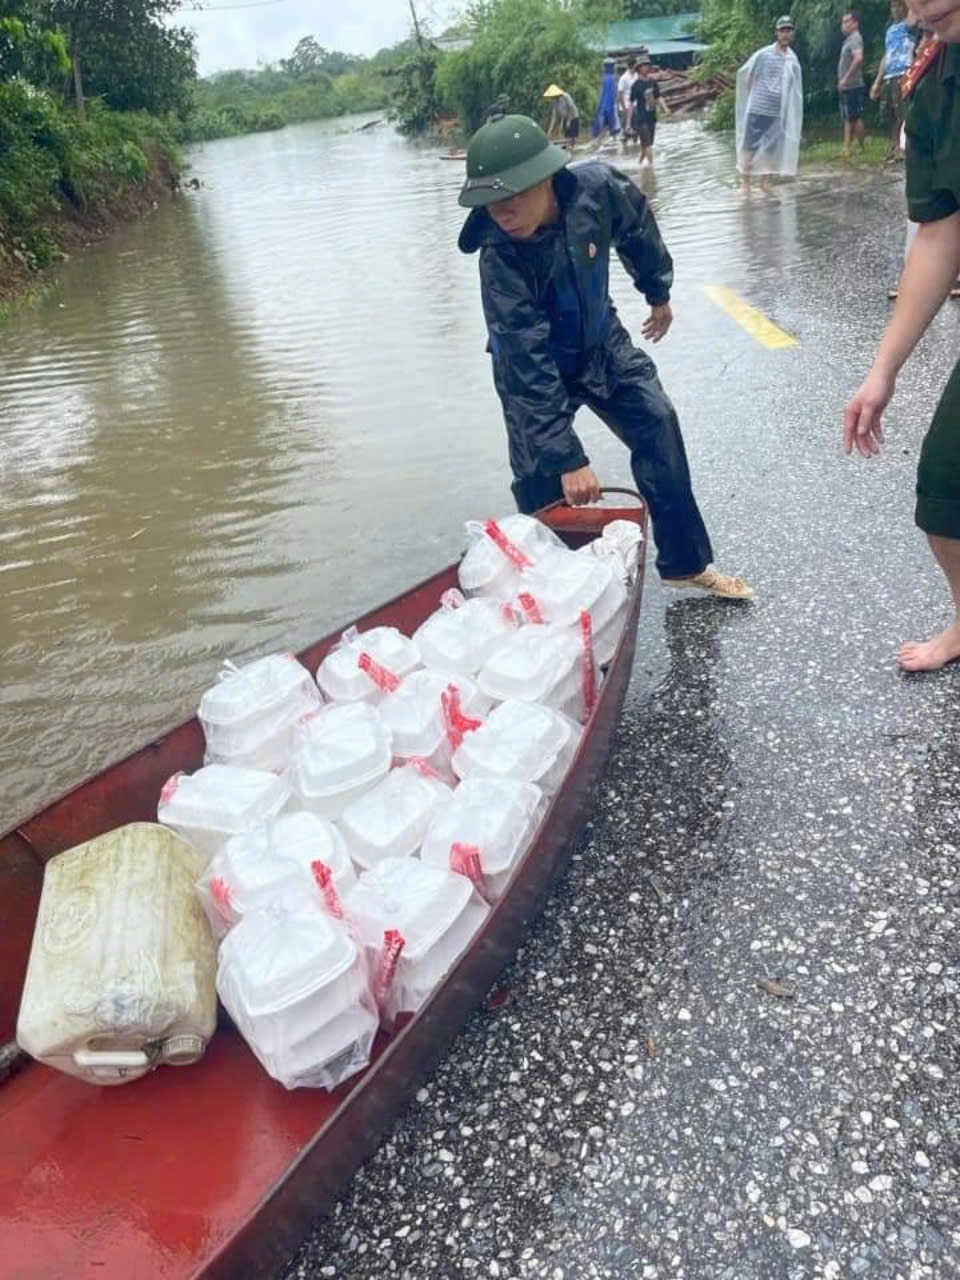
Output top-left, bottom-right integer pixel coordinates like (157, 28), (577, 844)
(479, 250), (599, 504)
(843, 214), (960, 456)
(654, 81), (671, 116)
(605, 167), (675, 342)
(870, 52), (887, 99)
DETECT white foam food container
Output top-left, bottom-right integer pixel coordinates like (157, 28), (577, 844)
(412, 596), (516, 677)
(519, 551), (627, 634)
(196, 810), (355, 940)
(477, 624), (582, 707)
(316, 626), (420, 704)
(158, 764), (291, 865)
(379, 669), (491, 778)
(458, 514), (565, 600)
(344, 857), (489, 1025)
(17, 823), (217, 1084)
(451, 699), (582, 795)
(337, 765), (453, 871)
(288, 702), (392, 819)
(421, 778), (545, 902)
(199, 652), (322, 771)
(217, 904), (377, 1090)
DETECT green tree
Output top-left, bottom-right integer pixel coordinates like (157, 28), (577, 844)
(1, 1), (69, 83)
(38, 0), (197, 117)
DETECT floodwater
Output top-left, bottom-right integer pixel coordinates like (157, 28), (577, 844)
(0, 114), (898, 827)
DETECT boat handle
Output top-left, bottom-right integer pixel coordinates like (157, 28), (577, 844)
(540, 486), (644, 511)
(74, 1049), (151, 1070)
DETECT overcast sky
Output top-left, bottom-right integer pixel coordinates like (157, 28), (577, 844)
(179, 0), (459, 77)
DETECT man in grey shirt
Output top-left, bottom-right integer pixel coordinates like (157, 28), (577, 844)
(838, 9), (867, 156)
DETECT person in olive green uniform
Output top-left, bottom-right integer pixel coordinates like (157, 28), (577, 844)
(844, 12), (960, 671)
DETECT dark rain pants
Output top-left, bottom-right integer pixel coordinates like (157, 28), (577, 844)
(511, 334), (714, 580)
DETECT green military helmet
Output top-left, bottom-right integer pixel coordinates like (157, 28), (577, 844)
(459, 114), (569, 209)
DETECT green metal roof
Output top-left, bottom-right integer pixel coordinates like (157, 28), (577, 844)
(593, 13), (708, 56)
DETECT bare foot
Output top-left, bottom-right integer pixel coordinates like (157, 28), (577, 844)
(898, 622), (960, 672)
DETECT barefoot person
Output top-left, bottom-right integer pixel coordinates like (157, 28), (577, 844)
(838, 10), (867, 157)
(630, 54), (671, 168)
(844, 13), (960, 670)
(869, 1), (921, 159)
(736, 16), (803, 193)
(457, 113), (753, 599)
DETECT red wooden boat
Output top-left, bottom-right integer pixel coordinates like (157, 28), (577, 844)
(0, 495), (647, 1280)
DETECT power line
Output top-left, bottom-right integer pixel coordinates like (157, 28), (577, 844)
(175, 0), (289, 11)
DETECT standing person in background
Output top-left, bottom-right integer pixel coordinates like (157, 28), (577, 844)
(870, 1), (921, 159)
(618, 58), (638, 145)
(735, 16), (804, 193)
(630, 54), (671, 168)
(844, 6), (960, 670)
(838, 10), (867, 158)
(592, 58), (620, 145)
(544, 84), (580, 149)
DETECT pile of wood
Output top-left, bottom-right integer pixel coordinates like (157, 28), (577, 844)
(650, 66), (733, 114)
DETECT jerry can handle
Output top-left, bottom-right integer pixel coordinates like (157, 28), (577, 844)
(74, 1048), (151, 1070)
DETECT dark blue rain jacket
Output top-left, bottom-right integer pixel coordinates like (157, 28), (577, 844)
(458, 161), (674, 482)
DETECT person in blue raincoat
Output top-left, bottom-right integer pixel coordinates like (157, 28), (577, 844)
(456, 112), (754, 599)
(592, 58), (619, 141)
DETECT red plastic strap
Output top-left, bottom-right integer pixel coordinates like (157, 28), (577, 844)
(484, 519), (533, 570)
(210, 876), (233, 920)
(358, 651), (401, 693)
(407, 755), (445, 782)
(580, 610), (597, 716)
(450, 842), (486, 897)
(311, 860), (344, 919)
(441, 684), (483, 750)
(374, 928), (406, 1009)
(159, 773), (181, 805)
(518, 592), (544, 625)
(500, 602), (520, 627)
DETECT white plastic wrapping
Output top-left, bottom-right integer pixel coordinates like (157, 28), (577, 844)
(458, 515), (566, 600)
(316, 626), (420, 704)
(379, 669), (491, 779)
(344, 857), (489, 1025)
(451, 699), (581, 795)
(413, 591), (517, 677)
(199, 652), (322, 771)
(420, 778), (545, 902)
(338, 765), (453, 871)
(17, 823), (217, 1084)
(217, 904), (377, 1090)
(288, 702), (392, 818)
(196, 810), (355, 940)
(476, 624), (584, 715)
(158, 764), (291, 864)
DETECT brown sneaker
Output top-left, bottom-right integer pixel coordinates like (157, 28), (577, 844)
(661, 566), (755, 600)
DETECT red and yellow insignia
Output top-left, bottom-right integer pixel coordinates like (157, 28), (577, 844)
(901, 35), (944, 101)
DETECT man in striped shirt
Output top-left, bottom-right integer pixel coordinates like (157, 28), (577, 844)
(738, 16), (802, 193)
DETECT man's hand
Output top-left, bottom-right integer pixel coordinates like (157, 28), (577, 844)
(562, 465), (602, 506)
(642, 302), (673, 343)
(843, 366), (895, 457)
(869, 81), (881, 101)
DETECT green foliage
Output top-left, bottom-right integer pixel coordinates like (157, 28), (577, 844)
(429, 0), (602, 136)
(180, 40), (393, 141)
(0, 78), (178, 271)
(701, 0), (892, 116)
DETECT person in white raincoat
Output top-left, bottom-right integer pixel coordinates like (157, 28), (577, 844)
(736, 15), (804, 193)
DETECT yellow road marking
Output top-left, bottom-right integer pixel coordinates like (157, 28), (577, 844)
(704, 285), (799, 350)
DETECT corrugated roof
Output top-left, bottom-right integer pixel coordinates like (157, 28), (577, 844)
(593, 13), (707, 55)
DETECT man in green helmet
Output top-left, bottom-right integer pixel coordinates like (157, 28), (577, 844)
(458, 113), (752, 597)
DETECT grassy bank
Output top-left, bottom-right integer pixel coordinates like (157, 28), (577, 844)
(0, 82), (181, 308)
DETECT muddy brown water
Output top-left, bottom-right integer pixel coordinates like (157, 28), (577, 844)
(0, 114), (896, 827)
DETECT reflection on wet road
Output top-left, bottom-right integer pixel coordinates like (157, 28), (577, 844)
(4, 110), (960, 1279)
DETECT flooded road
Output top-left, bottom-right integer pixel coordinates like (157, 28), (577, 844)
(0, 114), (890, 825)
(6, 109), (960, 1279)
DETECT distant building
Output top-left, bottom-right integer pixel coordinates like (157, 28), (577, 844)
(594, 13), (707, 69)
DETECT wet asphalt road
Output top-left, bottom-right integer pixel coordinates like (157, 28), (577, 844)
(284, 164), (960, 1278)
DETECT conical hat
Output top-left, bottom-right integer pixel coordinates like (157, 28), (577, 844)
(543, 83), (565, 98)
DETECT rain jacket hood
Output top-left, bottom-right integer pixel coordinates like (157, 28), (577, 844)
(458, 161), (673, 481)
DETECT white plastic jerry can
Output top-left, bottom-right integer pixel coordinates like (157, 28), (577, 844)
(17, 823), (218, 1085)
